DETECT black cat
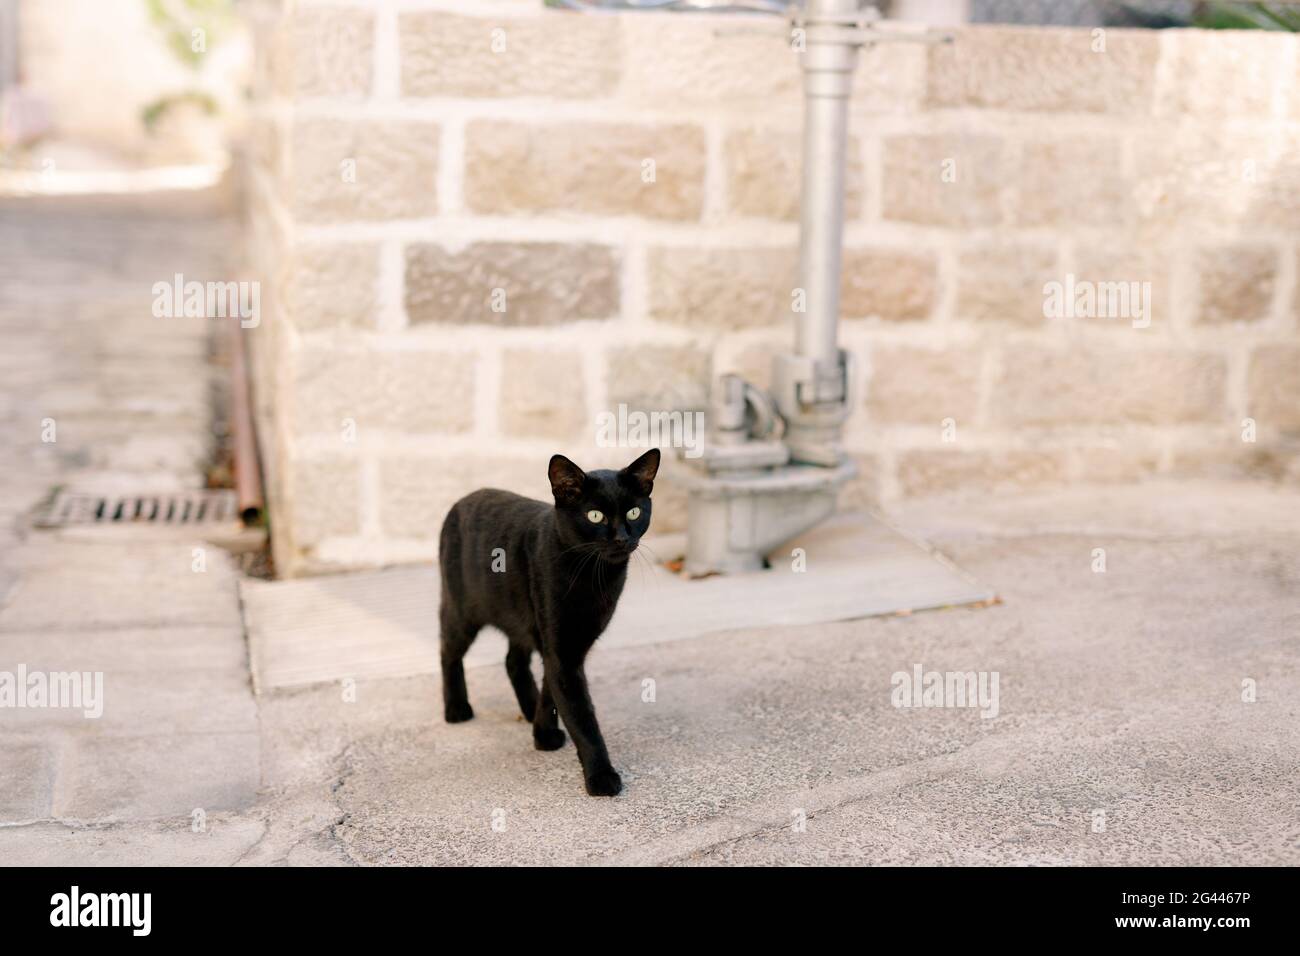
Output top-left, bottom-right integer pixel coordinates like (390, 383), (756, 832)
(437, 449), (660, 797)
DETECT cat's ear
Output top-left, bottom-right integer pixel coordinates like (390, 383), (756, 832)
(622, 448), (661, 496)
(548, 454), (586, 505)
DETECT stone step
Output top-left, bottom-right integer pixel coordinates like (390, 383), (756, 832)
(240, 512), (995, 693)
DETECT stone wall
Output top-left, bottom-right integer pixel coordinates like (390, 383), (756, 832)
(244, 0), (1300, 577)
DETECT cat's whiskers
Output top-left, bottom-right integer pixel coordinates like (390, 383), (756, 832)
(637, 541), (665, 569)
(625, 541), (666, 592)
(558, 540), (602, 558)
(561, 542), (617, 600)
(631, 547), (660, 590)
(561, 546), (600, 599)
(595, 548), (607, 599)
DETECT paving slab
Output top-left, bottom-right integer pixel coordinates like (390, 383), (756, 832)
(0, 817), (266, 867)
(0, 541), (243, 631)
(52, 732), (261, 823)
(0, 669), (255, 735)
(0, 738), (56, 821)
(0, 626), (249, 674)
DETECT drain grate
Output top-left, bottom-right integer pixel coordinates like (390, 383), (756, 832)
(35, 489), (240, 529)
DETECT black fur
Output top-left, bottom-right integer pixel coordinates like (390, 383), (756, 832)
(437, 449), (660, 797)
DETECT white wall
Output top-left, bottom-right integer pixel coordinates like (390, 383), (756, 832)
(17, 0), (248, 162)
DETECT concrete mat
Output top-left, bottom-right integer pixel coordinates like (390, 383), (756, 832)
(241, 513), (995, 693)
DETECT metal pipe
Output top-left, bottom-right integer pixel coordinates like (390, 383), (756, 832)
(797, 0), (859, 376)
(769, 0), (862, 464)
(228, 321), (265, 526)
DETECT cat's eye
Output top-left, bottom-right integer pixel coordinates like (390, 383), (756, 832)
(627, 507), (641, 521)
(586, 510), (604, 523)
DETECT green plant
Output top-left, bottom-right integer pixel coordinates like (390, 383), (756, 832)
(140, 0), (236, 134)
(142, 91), (219, 132)
(144, 0), (237, 69)
(1193, 1), (1300, 31)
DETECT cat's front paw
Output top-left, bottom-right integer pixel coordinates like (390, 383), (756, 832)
(533, 726), (566, 751)
(444, 700), (474, 723)
(584, 765), (623, 797)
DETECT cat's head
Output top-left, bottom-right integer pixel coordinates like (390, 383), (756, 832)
(547, 449), (660, 563)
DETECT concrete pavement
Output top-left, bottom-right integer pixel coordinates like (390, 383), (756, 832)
(250, 486), (1299, 865)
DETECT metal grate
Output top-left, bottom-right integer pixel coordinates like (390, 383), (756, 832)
(35, 489), (240, 529)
